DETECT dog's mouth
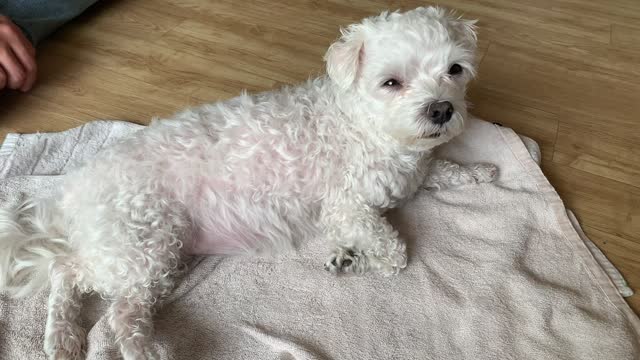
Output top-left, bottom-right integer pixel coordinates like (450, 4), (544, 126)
(417, 130), (444, 139)
(422, 112), (463, 139)
(423, 126), (446, 139)
(419, 115), (451, 139)
(418, 109), (463, 139)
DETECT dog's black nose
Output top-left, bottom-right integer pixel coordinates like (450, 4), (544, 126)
(427, 101), (454, 124)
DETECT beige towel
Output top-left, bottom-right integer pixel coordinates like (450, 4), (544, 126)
(0, 118), (638, 359)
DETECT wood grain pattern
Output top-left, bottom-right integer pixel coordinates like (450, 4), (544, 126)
(0, 0), (638, 313)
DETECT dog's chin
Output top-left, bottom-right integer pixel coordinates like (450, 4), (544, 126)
(426, 114), (465, 138)
(405, 131), (453, 151)
(421, 125), (450, 140)
(407, 117), (465, 151)
(389, 113), (465, 151)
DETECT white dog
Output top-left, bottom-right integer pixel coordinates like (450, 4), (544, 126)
(0, 7), (496, 360)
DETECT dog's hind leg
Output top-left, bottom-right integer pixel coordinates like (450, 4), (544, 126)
(108, 289), (162, 360)
(44, 259), (86, 360)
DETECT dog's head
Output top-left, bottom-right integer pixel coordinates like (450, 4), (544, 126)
(325, 7), (477, 150)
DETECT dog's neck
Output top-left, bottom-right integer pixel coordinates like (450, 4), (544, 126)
(329, 81), (374, 128)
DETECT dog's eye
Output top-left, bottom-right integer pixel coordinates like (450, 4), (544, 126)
(448, 64), (463, 76)
(382, 79), (401, 88)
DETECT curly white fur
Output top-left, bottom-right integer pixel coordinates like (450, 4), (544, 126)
(0, 7), (496, 359)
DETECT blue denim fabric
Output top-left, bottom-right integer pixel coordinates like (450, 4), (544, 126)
(0, 0), (98, 44)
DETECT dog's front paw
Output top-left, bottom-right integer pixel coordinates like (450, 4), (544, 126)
(470, 163), (498, 183)
(324, 247), (366, 274)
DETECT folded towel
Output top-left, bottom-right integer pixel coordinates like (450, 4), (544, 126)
(0, 118), (638, 359)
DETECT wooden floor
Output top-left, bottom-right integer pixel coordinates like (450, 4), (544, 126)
(1, 0), (638, 313)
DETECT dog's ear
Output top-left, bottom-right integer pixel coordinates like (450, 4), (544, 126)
(448, 13), (478, 50)
(418, 7), (478, 50)
(324, 24), (365, 90)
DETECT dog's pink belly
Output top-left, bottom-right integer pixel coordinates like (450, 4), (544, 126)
(186, 224), (265, 255)
(183, 200), (268, 255)
(168, 130), (329, 255)
(181, 186), (314, 255)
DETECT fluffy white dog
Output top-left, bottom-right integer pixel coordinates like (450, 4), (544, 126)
(0, 7), (496, 360)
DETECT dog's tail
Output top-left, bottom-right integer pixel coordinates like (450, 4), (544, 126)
(0, 198), (71, 297)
